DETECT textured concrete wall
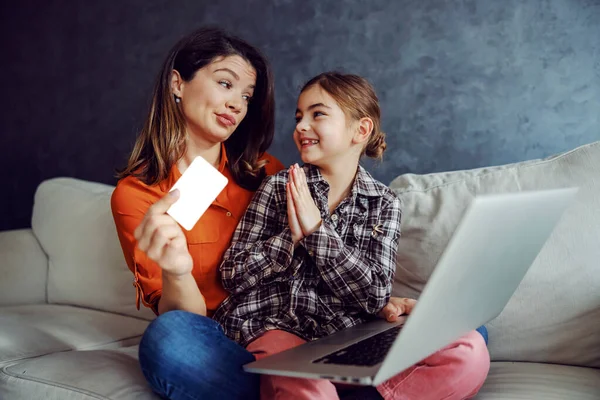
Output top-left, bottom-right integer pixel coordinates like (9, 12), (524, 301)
(1, 0), (598, 229)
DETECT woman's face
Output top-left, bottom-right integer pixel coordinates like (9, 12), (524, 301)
(172, 55), (257, 145)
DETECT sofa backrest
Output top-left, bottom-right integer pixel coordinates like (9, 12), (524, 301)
(390, 141), (600, 368)
(31, 178), (155, 320)
(28, 141), (600, 366)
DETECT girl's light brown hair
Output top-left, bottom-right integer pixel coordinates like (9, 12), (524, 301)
(117, 27), (275, 190)
(300, 71), (386, 159)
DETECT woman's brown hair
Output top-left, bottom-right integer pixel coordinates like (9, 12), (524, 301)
(117, 27), (275, 190)
(300, 72), (386, 159)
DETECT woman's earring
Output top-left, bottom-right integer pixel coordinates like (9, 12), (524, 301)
(174, 95), (181, 103)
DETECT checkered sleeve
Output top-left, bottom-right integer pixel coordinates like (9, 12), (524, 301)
(301, 196), (401, 314)
(220, 175), (295, 295)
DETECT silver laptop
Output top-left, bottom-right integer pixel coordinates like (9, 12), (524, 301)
(244, 188), (578, 386)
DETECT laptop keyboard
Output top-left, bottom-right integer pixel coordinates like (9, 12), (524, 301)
(313, 326), (402, 367)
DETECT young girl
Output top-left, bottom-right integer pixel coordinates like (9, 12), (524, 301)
(214, 72), (490, 400)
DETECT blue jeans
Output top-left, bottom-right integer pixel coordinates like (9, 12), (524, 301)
(476, 325), (489, 345)
(138, 310), (259, 400)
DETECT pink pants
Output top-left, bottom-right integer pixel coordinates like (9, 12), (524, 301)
(246, 329), (490, 400)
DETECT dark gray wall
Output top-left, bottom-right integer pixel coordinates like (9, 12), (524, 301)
(1, 0), (598, 231)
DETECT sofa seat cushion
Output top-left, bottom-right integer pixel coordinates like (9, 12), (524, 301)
(0, 345), (158, 400)
(2, 356), (599, 400)
(0, 305), (149, 367)
(476, 362), (600, 399)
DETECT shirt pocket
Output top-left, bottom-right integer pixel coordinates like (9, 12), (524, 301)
(186, 225), (222, 275)
(186, 225), (221, 244)
(348, 216), (372, 249)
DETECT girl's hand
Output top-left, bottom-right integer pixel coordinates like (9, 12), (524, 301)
(289, 164), (322, 237)
(134, 190), (194, 277)
(378, 297), (417, 322)
(287, 167), (304, 246)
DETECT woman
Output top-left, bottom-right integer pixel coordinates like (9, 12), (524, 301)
(111, 27), (485, 400)
(111, 26), (283, 399)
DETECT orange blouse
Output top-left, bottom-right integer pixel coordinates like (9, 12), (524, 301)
(111, 147), (285, 315)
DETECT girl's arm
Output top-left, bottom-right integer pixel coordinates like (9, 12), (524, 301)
(220, 175), (296, 294)
(301, 196), (401, 314)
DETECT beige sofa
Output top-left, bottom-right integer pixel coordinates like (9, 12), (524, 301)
(1, 141), (599, 399)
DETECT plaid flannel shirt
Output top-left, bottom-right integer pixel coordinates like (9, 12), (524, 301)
(213, 164), (402, 347)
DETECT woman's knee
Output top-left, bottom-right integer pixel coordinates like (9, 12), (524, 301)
(138, 311), (258, 399)
(139, 310), (220, 370)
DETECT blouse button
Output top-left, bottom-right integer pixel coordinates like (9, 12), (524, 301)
(226, 211), (232, 217)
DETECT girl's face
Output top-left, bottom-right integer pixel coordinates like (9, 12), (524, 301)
(172, 55), (257, 145)
(294, 85), (358, 168)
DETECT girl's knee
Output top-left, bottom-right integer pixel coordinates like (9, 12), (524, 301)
(455, 330), (491, 394)
(465, 330), (491, 371)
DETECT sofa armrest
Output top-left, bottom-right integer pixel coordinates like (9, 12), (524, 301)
(0, 229), (48, 306)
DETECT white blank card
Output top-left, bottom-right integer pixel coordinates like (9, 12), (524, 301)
(167, 156), (228, 231)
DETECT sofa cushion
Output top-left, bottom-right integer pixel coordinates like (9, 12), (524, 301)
(389, 141), (600, 367)
(476, 362), (600, 399)
(0, 304), (149, 367)
(2, 357), (599, 400)
(0, 346), (159, 400)
(31, 178), (155, 320)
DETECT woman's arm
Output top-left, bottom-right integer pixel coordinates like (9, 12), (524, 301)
(158, 270), (206, 316)
(111, 183), (206, 316)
